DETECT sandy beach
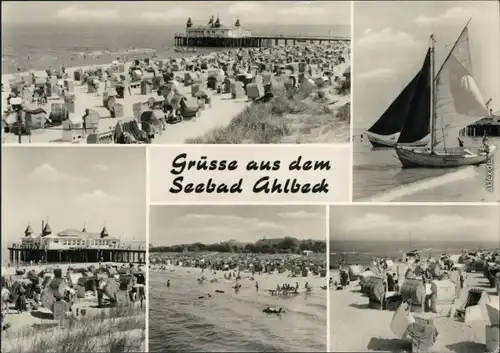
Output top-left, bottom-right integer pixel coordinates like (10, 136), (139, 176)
(1, 262), (146, 353)
(1, 62), (249, 144)
(329, 267), (498, 353)
(328, 205), (500, 353)
(2, 38), (350, 145)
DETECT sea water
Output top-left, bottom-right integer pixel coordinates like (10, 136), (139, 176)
(1, 23), (349, 74)
(149, 268), (327, 352)
(353, 132), (500, 202)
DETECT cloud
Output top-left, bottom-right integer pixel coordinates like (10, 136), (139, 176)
(277, 210), (323, 220)
(93, 164), (109, 172)
(74, 190), (120, 204)
(227, 2), (264, 15)
(415, 7), (470, 27)
(357, 28), (419, 48)
(357, 68), (395, 81)
(335, 213), (493, 240)
(178, 213), (285, 231)
(56, 6), (118, 22)
(141, 7), (188, 22)
(29, 164), (87, 184)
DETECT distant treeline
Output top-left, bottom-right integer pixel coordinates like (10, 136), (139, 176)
(151, 237), (326, 254)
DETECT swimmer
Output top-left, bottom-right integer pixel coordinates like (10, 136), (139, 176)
(263, 307), (285, 314)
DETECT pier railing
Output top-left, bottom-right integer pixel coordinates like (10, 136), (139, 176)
(174, 33), (350, 41)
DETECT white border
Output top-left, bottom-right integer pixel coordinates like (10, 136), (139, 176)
(145, 145), (150, 353)
(325, 204), (331, 353)
(349, 0), (355, 204)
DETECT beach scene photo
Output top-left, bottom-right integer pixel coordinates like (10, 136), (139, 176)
(2, 1), (351, 145)
(1, 147), (147, 353)
(352, 1), (500, 202)
(149, 205), (327, 352)
(328, 204), (500, 353)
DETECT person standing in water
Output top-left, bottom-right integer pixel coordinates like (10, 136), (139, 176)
(166, 280), (170, 288)
(255, 282), (259, 291)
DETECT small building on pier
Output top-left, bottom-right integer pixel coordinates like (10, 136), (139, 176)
(185, 16), (251, 39)
(460, 112), (500, 137)
(175, 15), (349, 48)
(8, 220), (146, 265)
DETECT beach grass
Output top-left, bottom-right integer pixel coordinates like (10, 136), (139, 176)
(2, 305), (145, 353)
(185, 79), (350, 144)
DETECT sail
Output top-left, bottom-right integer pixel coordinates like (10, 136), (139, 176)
(433, 26), (489, 149)
(367, 67), (421, 136)
(397, 49), (431, 144)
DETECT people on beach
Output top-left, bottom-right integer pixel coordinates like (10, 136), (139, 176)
(1, 283), (10, 315)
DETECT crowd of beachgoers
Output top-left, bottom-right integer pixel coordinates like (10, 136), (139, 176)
(1, 262), (146, 353)
(150, 252), (327, 277)
(327, 248), (500, 352)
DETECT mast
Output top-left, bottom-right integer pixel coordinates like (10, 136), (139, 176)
(430, 34), (436, 153)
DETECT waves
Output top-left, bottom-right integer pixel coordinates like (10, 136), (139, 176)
(354, 138), (500, 201)
(366, 165), (477, 202)
(149, 269), (326, 352)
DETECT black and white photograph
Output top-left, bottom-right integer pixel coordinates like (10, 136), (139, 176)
(353, 1), (500, 202)
(149, 205), (327, 352)
(2, 1), (350, 145)
(1, 147), (147, 352)
(328, 204), (500, 353)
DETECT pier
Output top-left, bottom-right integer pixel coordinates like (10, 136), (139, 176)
(174, 33), (350, 48)
(460, 114), (500, 137)
(8, 243), (146, 264)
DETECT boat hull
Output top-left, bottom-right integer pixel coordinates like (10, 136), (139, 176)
(365, 132), (428, 148)
(395, 145), (497, 168)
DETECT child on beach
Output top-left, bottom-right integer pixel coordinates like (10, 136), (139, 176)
(1, 283), (10, 315)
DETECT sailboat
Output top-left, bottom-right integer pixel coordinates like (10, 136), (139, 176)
(364, 51), (432, 148)
(395, 20), (497, 168)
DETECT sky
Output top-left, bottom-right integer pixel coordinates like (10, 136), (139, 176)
(1, 1), (351, 26)
(1, 147), (146, 246)
(150, 205), (326, 246)
(330, 204), (500, 243)
(353, 1), (500, 130)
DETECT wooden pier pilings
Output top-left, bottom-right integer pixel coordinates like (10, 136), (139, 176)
(459, 116), (500, 137)
(173, 33), (350, 48)
(8, 246), (146, 264)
